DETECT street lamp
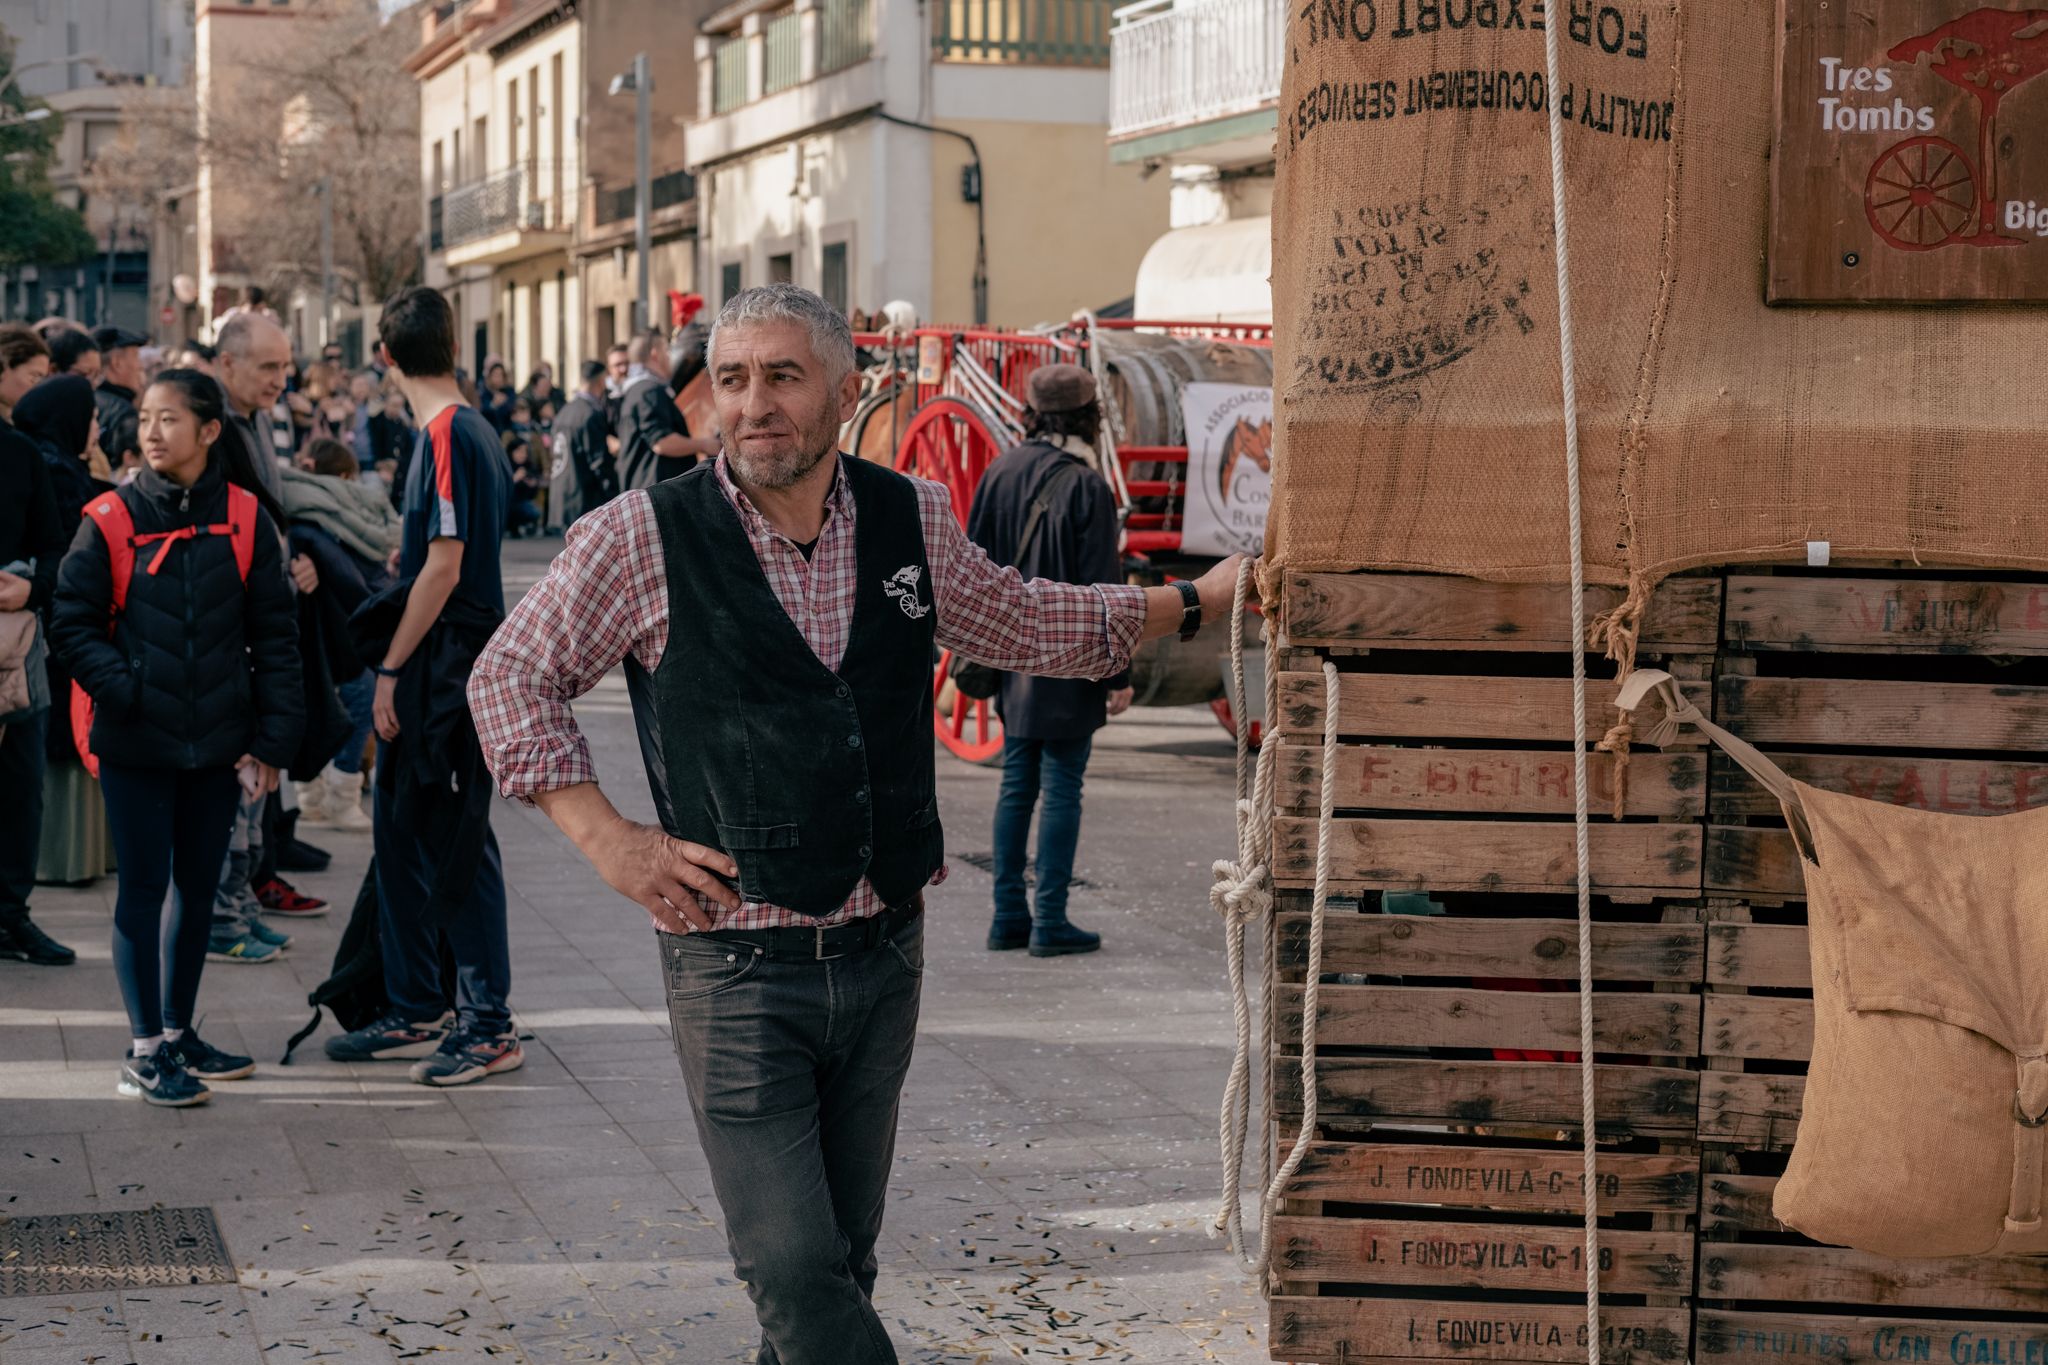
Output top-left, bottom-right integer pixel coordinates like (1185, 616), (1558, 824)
(608, 54), (651, 336)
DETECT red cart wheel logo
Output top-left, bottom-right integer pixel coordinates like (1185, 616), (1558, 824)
(1862, 6), (2048, 252)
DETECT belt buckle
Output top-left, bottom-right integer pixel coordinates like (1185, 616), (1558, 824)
(813, 924), (849, 961)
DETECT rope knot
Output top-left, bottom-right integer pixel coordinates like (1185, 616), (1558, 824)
(1210, 859), (1272, 927)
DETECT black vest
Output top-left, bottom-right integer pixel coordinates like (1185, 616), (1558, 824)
(627, 457), (943, 917)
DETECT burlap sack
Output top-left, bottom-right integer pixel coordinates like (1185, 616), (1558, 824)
(1617, 671), (2048, 1259)
(1270, 1), (2048, 589)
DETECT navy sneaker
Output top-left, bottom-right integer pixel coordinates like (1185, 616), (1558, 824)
(986, 919), (1031, 951)
(246, 918), (292, 950)
(118, 1046), (211, 1107)
(409, 1028), (524, 1087)
(165, 1030), (256, 1081)
(325, 1010), (453, 1062)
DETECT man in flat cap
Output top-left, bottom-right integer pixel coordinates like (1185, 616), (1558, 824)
(90, 326), (147, 471)
(966, 362), (1129, 958)
(469, 288), (1245, 1363)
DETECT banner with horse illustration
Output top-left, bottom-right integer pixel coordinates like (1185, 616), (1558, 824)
(1179, 383), (1273, 557)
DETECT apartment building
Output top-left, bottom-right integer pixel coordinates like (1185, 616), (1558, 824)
(685, 0), (1168, 327)
(1107, 0), (1280, 320)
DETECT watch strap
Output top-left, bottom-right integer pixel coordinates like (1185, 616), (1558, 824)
(1174, 579), (1203, 642)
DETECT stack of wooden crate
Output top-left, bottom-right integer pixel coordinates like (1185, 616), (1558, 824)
(1259, 568), (2048, 1365)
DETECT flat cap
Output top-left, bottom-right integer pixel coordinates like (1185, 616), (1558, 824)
(92, 325), (147, 352)
(1026, 363), (1097, 415)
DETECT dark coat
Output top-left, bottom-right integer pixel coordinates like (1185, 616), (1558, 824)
(94, 381), (141, 465)
(349, 579), (502, 925)
(33, 438), (112, 763)
(966, 439), (1128, 741)
(556, 391), (615, 517)
(0, 419), (66, 612)
(50, 460), (304, 771)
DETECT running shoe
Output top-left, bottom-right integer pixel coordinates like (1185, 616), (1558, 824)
(206, 930), (282, 964)
(246, 917), (292, 949)
(325, 1009), (455, 1062)
(409, 1028), (524, 1087)
(118, 1046), (211, 1107)
(256, 877), (327, 916)
(165, 1030), (256, 1081)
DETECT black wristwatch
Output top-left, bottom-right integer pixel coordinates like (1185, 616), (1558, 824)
(1173, 579), (1203, 642)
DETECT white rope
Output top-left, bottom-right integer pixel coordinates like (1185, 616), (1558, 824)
(1540, 13), (1605, 1365)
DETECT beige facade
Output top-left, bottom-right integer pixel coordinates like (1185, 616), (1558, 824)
(195, 0), (306, 326)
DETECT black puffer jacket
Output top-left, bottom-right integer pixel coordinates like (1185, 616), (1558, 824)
(50, 461), (304, 771)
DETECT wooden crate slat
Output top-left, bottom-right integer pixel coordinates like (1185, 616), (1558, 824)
(1705, 826), (1805, 899)
(1277, 985), (1701, 1056)
(1286, 1142), (1698, 1212)
(1279, 673), (1714, 743)
(1271, 1297), (1692, 1364)
(1697, 1309), (2048, 1365)
(1275, 817), (1702, 895)
(1273, 1058), (1698, 1135)
(1284, 573), (1722, 652)
(1277, 915), (1706, 983)
(1701, 1172), (1784, 1236)
(1701, 1242), (2048, 1314)
(1707, 922), (1812, 989)
(1270, 1214), (1692, 1293)
(1723, 575), (2048, 655)
(1699, 1071), (1805, 1151)
(1716, 676), (2048, 751)
(1709, 751), (2048, 819)
(1277, 744), (1706, 817)
(1704, 994), (1814, 1063)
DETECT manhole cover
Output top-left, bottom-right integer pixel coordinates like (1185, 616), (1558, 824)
(0, 1207), (235, 1296)
(951, 851), (1095, 890)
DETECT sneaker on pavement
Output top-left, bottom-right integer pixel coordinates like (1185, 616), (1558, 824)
(256, 877), (327, 916)
(246, 917), (292, 949)
(325, 1010), (455, 1062)
(206, 931), (282, 964)
(318, 766), (373, 832)
(164, 1030), (256, 1081)
(0, 915), (77, 966)
(118, 1046), (211, 1107)
(410, 1028), (524, 1087)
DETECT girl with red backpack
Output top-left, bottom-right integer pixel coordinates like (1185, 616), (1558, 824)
(50, 369), (304, 1107)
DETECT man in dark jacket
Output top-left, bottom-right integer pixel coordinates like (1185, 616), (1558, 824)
(966, 365), (1131, 957)
(616, 331), (718, 489)
(554, 359), (614, 524)
(0, 334), (75, 967)
(91, 326), (146, 471)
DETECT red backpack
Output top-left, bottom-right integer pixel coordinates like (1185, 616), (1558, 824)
(70, 486), (258, 777)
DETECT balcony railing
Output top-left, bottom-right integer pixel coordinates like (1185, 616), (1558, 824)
(712, 37), (747, 113)
(592, 168), (699, 227)
(764, 11), (803, 92)
(439, 161), (571, 249)
(1108, 0), (1283, 139)
(932, 0), (1112, 65)
(820, 0), (871, 72)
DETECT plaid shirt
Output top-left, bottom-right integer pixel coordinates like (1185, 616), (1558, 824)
(468, 455), (1148, 931)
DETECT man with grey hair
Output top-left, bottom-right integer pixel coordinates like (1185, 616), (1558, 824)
(615, 329), (718, 489)
(469, 283), (1249, 1364)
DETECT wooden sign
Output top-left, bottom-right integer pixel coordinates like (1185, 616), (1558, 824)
(1769, 0), (2048, 303)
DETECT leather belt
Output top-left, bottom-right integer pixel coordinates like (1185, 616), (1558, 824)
(698, 894), (923, 962)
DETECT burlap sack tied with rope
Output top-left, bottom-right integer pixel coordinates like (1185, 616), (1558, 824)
(1617, 670), (2048, 1259)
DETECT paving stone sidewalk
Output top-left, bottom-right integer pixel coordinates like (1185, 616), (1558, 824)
(0, 544), (1270, 1365)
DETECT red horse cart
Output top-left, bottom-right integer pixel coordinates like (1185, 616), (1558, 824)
(844, 316), (1274, 764)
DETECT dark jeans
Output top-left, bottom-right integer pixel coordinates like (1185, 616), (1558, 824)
(991, 733), (1094, 930)
(99, 763), (242, 1037)
(0, 709), (47, 926)
(662, 914), (924, 1365)
(373, 758), (510, 1033)
(332, 670), (373, 775)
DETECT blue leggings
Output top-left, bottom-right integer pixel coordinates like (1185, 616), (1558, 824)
(99, 763), (243, 1038)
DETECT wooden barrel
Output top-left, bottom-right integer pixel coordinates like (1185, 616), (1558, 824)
(1097, 332), (1274, 446)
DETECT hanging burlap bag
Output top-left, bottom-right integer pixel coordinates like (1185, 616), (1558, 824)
(1270, 0), (2048, 591)
(1617, 671), (2048, 1258)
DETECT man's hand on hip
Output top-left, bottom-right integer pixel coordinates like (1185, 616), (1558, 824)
(588, 817), (743, 933)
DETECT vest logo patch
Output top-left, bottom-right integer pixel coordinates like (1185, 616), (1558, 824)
(883, 564), (932, 619)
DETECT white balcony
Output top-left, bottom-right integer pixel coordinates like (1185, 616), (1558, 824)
(1108, 0), (1283, 158)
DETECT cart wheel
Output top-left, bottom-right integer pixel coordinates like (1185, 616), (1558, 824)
(1209, 696), (1262, 749)
(897, 397), (1012, 765)
(896, 395), (1005, 529)
(1865, 136), (1976, 250)
(934, 647), (1006, 766)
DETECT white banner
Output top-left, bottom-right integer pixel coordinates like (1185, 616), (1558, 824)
(1178, 382), (1273, 558)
